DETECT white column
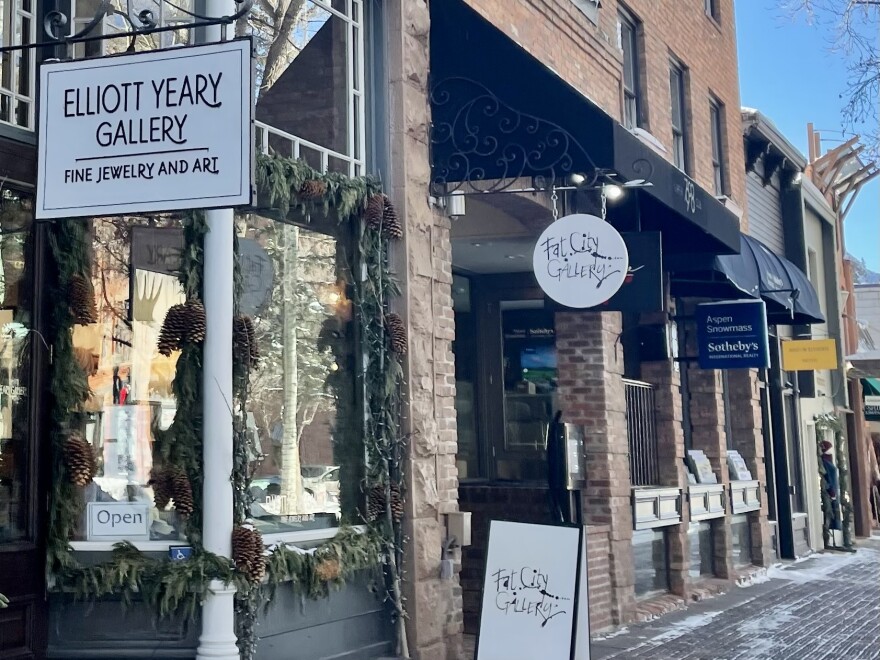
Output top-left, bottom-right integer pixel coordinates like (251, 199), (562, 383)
(197, 2), (239, 658)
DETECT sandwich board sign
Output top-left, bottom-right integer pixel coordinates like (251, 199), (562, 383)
(36, 39), (253, 219)
(476, 521), (588, 660)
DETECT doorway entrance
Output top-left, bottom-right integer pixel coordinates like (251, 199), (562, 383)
(0, 190), (48, 660)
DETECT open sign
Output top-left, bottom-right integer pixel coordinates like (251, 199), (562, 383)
(87, 502), (151, 541)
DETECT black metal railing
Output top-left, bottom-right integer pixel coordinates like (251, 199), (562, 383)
(624, 379), (661, 487)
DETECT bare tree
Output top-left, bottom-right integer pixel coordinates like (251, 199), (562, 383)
(236, 0), (325, 101)
(782, 0), (880, 158)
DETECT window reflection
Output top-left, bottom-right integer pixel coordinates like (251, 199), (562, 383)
(73, 217), (186, 541)
(239, 215), (358, 534)
(0, 191), (33, 543)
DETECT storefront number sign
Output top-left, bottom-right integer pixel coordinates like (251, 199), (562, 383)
(695, 299), (770, 370)
(36, 39), (253, 219)
(532, 214), (629, 309)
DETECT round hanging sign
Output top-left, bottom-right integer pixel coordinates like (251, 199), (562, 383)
(532, 213), (629, 309)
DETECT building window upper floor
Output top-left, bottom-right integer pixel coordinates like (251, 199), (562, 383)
(710, 97), (727, 196)
(1, 0), (368, 174)
(704, 0), (721, 24)
(669, 58), (690, 174)
(0, 0), (36, 131)
(618, 8), (644, 131)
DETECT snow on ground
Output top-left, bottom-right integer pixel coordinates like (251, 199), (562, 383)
(765, 546), (878, 584)
(647, 611), (725, 643)
(735, 567), (770, 588)
(591, 627), (630, 641)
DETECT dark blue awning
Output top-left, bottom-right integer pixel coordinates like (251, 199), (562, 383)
(671, 234), (825, 325)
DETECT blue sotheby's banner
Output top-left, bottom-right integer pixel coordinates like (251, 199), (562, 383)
(695, 300), (770, 370)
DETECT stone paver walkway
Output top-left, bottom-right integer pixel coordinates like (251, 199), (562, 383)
(591, 539), (880, 660)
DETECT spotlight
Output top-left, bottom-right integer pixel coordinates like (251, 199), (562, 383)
(603, 184), (624, 201)
(569, 173), (586, 185)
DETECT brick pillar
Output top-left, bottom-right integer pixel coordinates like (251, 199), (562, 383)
(556, 311), (634, 626)
(639, 309), (689, 598)
(682, 304), (734, 580)
(386, 1), (464, 658)
(727, 369), (774, 567)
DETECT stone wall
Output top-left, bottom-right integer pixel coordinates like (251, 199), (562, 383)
(385, 1), (463, 658)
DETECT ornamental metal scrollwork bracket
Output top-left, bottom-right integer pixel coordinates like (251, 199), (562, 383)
(430, 77), (608, 196)
(0, 0), (254, 55)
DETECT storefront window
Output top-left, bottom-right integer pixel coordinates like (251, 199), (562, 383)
(239, 214), (359, 535)
(730, 514), (752, 567)
(633, 528), (670, 598)
(73, 216), (187, 542)
(0, 191), (33, 543)
(688, 521), (714, 579)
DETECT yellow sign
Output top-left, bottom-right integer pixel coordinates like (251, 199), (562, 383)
(781, 339), (838, 371)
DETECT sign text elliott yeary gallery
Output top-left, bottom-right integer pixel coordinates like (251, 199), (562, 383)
(36, 39), (252, 219)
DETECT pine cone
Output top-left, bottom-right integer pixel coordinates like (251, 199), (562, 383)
(385, 313), (408, 356)
(148, 467), (172, 510)
(184, 300), (206, 344)
(382, 197), (403, 240)
(63, 434), (97, 487)
(233, 525), (266, 584)
(234, 316), (260, 367)
(315, 557), (341, 582)
(158, 304), (188, 356)
(364, 194), (385, 231)
(69, 275), (98, 325)
(367, 484), (403, 523)
(170, 468), (194, 516)
(298, 179), (327, 200)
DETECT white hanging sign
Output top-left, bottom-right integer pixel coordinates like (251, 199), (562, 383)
(532, 214), (629, 309)
(36, 39), (253, 219)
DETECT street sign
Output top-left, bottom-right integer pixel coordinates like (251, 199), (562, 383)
(532, 214), (629, 309)
(781, 338), (838, 371)
(695, 299), (770, 370)
(36, 39), (253, 219)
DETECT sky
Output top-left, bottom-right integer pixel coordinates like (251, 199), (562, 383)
(735, 1), (879, 271)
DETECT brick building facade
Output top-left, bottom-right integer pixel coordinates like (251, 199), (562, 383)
(381, 1), (774, 659)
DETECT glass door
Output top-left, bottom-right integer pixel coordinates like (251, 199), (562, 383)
(495, 302), (557, 482)
(0, 189), (47, 659)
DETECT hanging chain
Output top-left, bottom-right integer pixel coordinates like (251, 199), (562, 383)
(551, 186), (559, 221)
(601, 188), (607, 221)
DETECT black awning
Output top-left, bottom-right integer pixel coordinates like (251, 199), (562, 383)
(429, 0), (740, 256)
(670, 234), (826, 325)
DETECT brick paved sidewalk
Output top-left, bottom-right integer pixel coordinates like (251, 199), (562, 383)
(591, 538), (880, 660)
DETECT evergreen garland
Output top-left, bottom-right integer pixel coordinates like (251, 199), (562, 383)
(45, 155), (409, 657)
(47, 218), (94, 574)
